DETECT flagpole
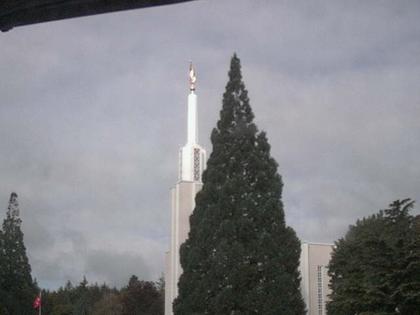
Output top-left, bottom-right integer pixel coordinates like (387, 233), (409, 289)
(39, 291), (41, 315)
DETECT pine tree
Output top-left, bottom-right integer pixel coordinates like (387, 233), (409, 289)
(73, 277), (91, 315)
(174, 54), (305, 315)
(0, 192), (37, 314)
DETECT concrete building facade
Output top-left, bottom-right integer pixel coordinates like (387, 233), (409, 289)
(300, 242), (334, 315)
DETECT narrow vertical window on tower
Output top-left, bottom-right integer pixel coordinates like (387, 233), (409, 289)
(179, 151), (183, 180)
(317, 265), (324, 315)
(193, 148), (200, 181)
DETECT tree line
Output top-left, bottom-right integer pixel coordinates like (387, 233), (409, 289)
(40, 275), (163, 315)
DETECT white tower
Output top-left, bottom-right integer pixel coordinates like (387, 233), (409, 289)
(300, 242), (334, 315)
(165, 64), (206, 315)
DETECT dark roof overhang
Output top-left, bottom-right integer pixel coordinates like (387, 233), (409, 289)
(1, 0), (196, 32)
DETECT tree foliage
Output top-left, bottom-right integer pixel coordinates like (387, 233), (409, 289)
(120, 275), (163, 315)
(0, 192), (37, 315)
(92, 292), (122, 315)
(42, 280), (115, 315)
(174, 54), (305, 314)
(328, 199), (420, 315)
(41, 276), (163, 315)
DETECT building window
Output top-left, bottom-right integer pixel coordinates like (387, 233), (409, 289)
(179, 151), (183, 179)
(193, 148), (200, 181)
(317, 265), (324, 315)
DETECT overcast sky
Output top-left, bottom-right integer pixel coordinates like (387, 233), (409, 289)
(1, 0), (419, 289)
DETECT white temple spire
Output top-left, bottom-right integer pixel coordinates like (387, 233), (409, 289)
(187, 63), (198, 145)
(179, 62), (205, 182)
(165, 63), (207, 315)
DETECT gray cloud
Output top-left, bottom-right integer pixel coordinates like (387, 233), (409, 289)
(85, 250), (150, 288)
(1, 0), (419, 288)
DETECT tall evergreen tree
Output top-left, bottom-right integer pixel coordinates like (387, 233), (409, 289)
(0, 192), (37, 314)
(328, 199), (420, 315)
(174, 54), (305, 315)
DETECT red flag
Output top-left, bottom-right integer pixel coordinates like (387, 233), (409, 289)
(33, 295), (41, 309)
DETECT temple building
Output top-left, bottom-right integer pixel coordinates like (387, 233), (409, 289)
(164, 64), (206, 315)
(163, 65), (334, 315)
(300, 242), (334, 315)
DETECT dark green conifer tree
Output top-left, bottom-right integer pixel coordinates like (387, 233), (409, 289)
(0, 192), (37, 314)
(174, 54), (305, 315)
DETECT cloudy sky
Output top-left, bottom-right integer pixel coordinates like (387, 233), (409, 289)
(1, 0), (419, 289)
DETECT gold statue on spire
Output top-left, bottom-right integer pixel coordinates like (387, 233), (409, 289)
(189, 62), (196, 91)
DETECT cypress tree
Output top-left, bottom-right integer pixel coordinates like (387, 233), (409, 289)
(174, 54), (305, 315)
(0, 192), (37, 314)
